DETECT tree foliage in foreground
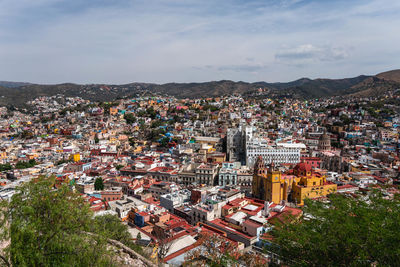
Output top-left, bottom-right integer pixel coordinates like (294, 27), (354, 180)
(184, 233), (238, 267)
(270, 192), (400, 267)
(91, 214), (142, 254)
(0, 176), (136, 266)
(184, 233), (266, 267)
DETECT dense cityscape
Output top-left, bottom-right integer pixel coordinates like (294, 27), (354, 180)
(0, 85), (399, 265)
(2, 0), (400, 266)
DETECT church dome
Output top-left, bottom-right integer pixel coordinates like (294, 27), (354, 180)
(318, 130), (331, 151)
(294, 162), (312, 173)
(319, 132), (330, 141)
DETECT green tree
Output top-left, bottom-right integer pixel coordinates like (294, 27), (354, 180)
(124, 113), (136, 124)
(56, 159), (72, 166)
(150, 120), (164, 128)
(147, 128), (166, 142)
(115, 164), (124, 170)
(184, 233), (240, 266)
(0, 176), (115, 266)
(340, 114), (352, 125)
(15, 159), (37, 169)
(94, 177), (104, 191)
(146, 107), (157, 119)
(91, 214), (142, 254)
(159, 137), (170, 148)
(0, 163), (12, 172)
(128, 137), (136, 147)
(136, 110), (146, 117)
(270, 192), (400, 266)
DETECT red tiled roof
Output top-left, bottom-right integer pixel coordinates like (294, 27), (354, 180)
(301, 157), (321, 161)
(337, 184), (358, 190)
(243, 219), (263, 228)
(209, 218), (255, 240)
(268, 206), (302, 225)
(148, 166), (176, 173)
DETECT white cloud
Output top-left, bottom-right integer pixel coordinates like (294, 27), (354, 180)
(275, 44), (349, 66)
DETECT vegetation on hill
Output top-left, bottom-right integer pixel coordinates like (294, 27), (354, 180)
(0, 163), (12, 172)
(124, 113), (137, 124)
(14, 159), (37, 169)
(275, 75), (371, 98)
(376, 69), (400, 83)
(343, 75), (400, 98)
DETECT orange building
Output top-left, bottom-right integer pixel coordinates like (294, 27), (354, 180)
(109, 107), (118, 115)
(101, 189), (123, 202)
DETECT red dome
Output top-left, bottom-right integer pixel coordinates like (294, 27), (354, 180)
(294, 162), (312, 173)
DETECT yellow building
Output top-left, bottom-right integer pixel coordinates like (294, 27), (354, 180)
(26, 153), (38, 160)
(0, 151), (7, 160)
(109, 136), (118, 144)
(211, 114), (219, 120)
(207, 153), (226, 164)
(133, 146), (143, 153)
(252, 157), (287, 204)
(252, 156), (337, 206)
(290, 163), (337, 205)
(70, 153), (81, 162)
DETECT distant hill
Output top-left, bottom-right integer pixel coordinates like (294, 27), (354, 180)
(273, 75), (372, 98)
(0, 83), (153, 108)
(348, 76), (400, 97)
(1, 70), (399, 108)
(376, 69), (400, 83)
(0, 81), (32, 88)
(268, 77), (312, 89)
(146, 80), (253, 98)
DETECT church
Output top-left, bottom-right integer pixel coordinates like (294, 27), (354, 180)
(252, 156), (337, 205)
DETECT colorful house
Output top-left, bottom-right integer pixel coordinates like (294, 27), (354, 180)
(252, 157), (337, 206)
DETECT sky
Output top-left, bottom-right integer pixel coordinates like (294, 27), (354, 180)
(0, 0), (399, 84)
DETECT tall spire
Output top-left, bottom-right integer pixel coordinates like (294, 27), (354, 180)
(269, 161), (276, 172)
(254, 156), (266, 175)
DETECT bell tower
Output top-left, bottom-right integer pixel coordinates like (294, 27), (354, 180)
(252, 156), (266, 199)
(266, 162), (282, 203)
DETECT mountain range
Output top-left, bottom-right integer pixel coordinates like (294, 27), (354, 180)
(1, 69), (399, 108)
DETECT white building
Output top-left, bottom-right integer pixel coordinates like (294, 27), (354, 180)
(246, 144), (301, 166)
(160, 189), (191, 212)
(245, 130), (303, 167)
(227, 125), (303, 167)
